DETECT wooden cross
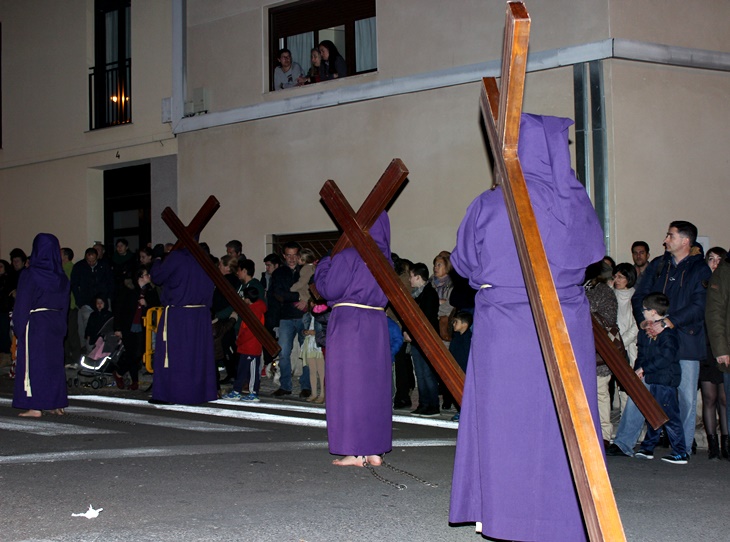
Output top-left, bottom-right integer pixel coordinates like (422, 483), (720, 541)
(319, 160), (466, 404)
(161, 199), (281, 358)
(481, 2), (625, 540)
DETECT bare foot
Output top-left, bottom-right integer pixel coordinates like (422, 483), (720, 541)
(19, 409), (42, 418)
(366, 455), (382, 466)
(332, 455), (367, 467)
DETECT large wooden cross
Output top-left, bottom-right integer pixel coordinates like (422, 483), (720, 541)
(161, 198), (281, 358)
(480, 2), (625, 540)
(319, 160), (466, 404)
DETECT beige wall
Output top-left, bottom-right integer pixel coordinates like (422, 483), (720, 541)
(0, 0), (177, 259)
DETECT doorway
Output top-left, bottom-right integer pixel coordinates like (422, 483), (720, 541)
(103, 163), (151, 254)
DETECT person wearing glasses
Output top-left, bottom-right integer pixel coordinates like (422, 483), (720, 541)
(273, 48), (304, 90)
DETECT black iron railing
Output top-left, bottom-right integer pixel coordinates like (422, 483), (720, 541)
(89, 58), (131, 130)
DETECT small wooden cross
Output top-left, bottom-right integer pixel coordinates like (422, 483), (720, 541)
(319, 161), (465, 404)
(481, 2), (625, 540)
(161, 200), (281, 357)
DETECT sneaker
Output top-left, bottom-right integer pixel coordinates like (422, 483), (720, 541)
(418, 407), (441, 418)
(634, 449), (654, 460)
(451, 413), (460, 422)
(606, 443), (631, 457)
(221, 391), (243, 400)
(661, 453), (689, 465)
(241, 393), (260, 402)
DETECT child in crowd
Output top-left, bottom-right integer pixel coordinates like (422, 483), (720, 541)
(303, 301), (325, 403)
(85, 295), (112, 347)
(633, 292), (688, 464)
(223, 287), (267, 402)
(290, 248), (317, 307)
(449, 311), (473, 422)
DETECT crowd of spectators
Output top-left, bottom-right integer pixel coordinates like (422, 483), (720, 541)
(3, 220), (730, 462)
(273, 40), (348, 91)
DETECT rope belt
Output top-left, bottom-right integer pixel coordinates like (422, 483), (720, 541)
(332, 303), (385, 311)
(162, 305), (206, 368)
(24, 308), (59, 397)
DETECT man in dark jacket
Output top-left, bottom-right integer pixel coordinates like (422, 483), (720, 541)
(268, 242), (309, 397)
(70, 248), (114, 354)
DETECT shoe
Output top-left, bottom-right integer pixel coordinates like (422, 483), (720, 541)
(410, 406), (425, 416)
(707, 434), (720, 460)
(221, 391), (243, 400)
(451, 413), (460, 422)
(661, 453), (689, 465)
(113, 372), (125, 389)
(314, 396), (325, 404)
(418, 407), (440, 418)
(635, 449), (654, 460)
(128, 381), (139, 391)
(299, 389), (312, 398)
(241, 393), (260, 402)
(272, 388), (291, 397)
(721, 435), (729, 459)
(393, 399), (412, 409)
(606, 444), (631, 457)
(306, 395), (318, 402)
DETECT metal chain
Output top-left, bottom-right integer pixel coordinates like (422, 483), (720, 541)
(363, 454), (438, 490)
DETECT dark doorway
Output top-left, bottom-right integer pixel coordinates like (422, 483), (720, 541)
(103, 164), (151, 255)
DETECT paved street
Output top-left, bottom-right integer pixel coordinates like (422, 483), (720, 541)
(1, 371), (729, 541)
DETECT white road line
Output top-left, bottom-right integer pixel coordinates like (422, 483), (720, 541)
(0, 438), (456, 465)
(0, 418), (119, 437)
(64, 395), (460, 429)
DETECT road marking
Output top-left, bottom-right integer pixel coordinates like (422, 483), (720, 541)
(67, 395), (460, 429)
(0, 438), (456, 465)
(0, 418), (119, 436)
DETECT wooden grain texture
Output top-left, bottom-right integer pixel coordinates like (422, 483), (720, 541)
(170, 196), (220, 252)
(161, 206), (281, 357)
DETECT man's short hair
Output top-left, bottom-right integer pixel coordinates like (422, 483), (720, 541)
(85, 247), (98, 258)
(277, 48), (291, 59)
(631, 241), (650, 253)
(226, 240), (243, 254)
(239, 258), (255, 277)
(116, 238), (129, 247)
(264, 253), (281, 267)
(61, 247), (74, 261)
(454, 311), (473, 328)
(10, 248), (27, 262)
(614, 262), (637, 289)
(282, 241), (301, 254)
(411, 262), (430, 282)
(643, 292), (670, 316)
(669, 221), (698, 246)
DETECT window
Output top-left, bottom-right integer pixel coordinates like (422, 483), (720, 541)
(89, 0), (131, 130)
(268, 0), (376, 91)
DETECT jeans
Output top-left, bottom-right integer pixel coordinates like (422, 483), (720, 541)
(678, 359), (700, 451)
(640, 384), (686, 455)
(276, 318), (306, 392)
(612, 381), (651, 456)
(411, 346), (439, 410)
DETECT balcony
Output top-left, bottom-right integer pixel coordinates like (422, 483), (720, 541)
(89, 58), (131, 130)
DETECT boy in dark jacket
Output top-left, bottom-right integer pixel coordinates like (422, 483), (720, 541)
(449, 311), (473, 422)
(634, 292), (688, 464)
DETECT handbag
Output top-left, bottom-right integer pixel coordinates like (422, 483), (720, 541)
(593, 312), (628, 366)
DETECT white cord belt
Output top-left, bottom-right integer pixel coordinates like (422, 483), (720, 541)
(332, 302), (385, 311)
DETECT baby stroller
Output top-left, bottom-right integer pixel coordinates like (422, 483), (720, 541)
(72, 317), (125, 389)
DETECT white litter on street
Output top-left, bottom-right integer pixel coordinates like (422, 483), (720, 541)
(72, 505), (103, 519)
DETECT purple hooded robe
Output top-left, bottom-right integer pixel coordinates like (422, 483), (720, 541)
(449, 114), (605, 541)
(151, 249), (216, 405)
(13, 233), (70, 411)
(314, 212), (392, 456)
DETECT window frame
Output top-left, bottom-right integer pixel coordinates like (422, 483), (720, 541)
(268, 0), (376, 92)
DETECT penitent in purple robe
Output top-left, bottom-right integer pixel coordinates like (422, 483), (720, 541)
(314, 212), (392, 456)
(449, 114), (605, 541)
(13, 233), (70, 412)
(151, 249), (216, 405)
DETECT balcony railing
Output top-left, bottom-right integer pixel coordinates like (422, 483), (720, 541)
(89, 58), (132, 130)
